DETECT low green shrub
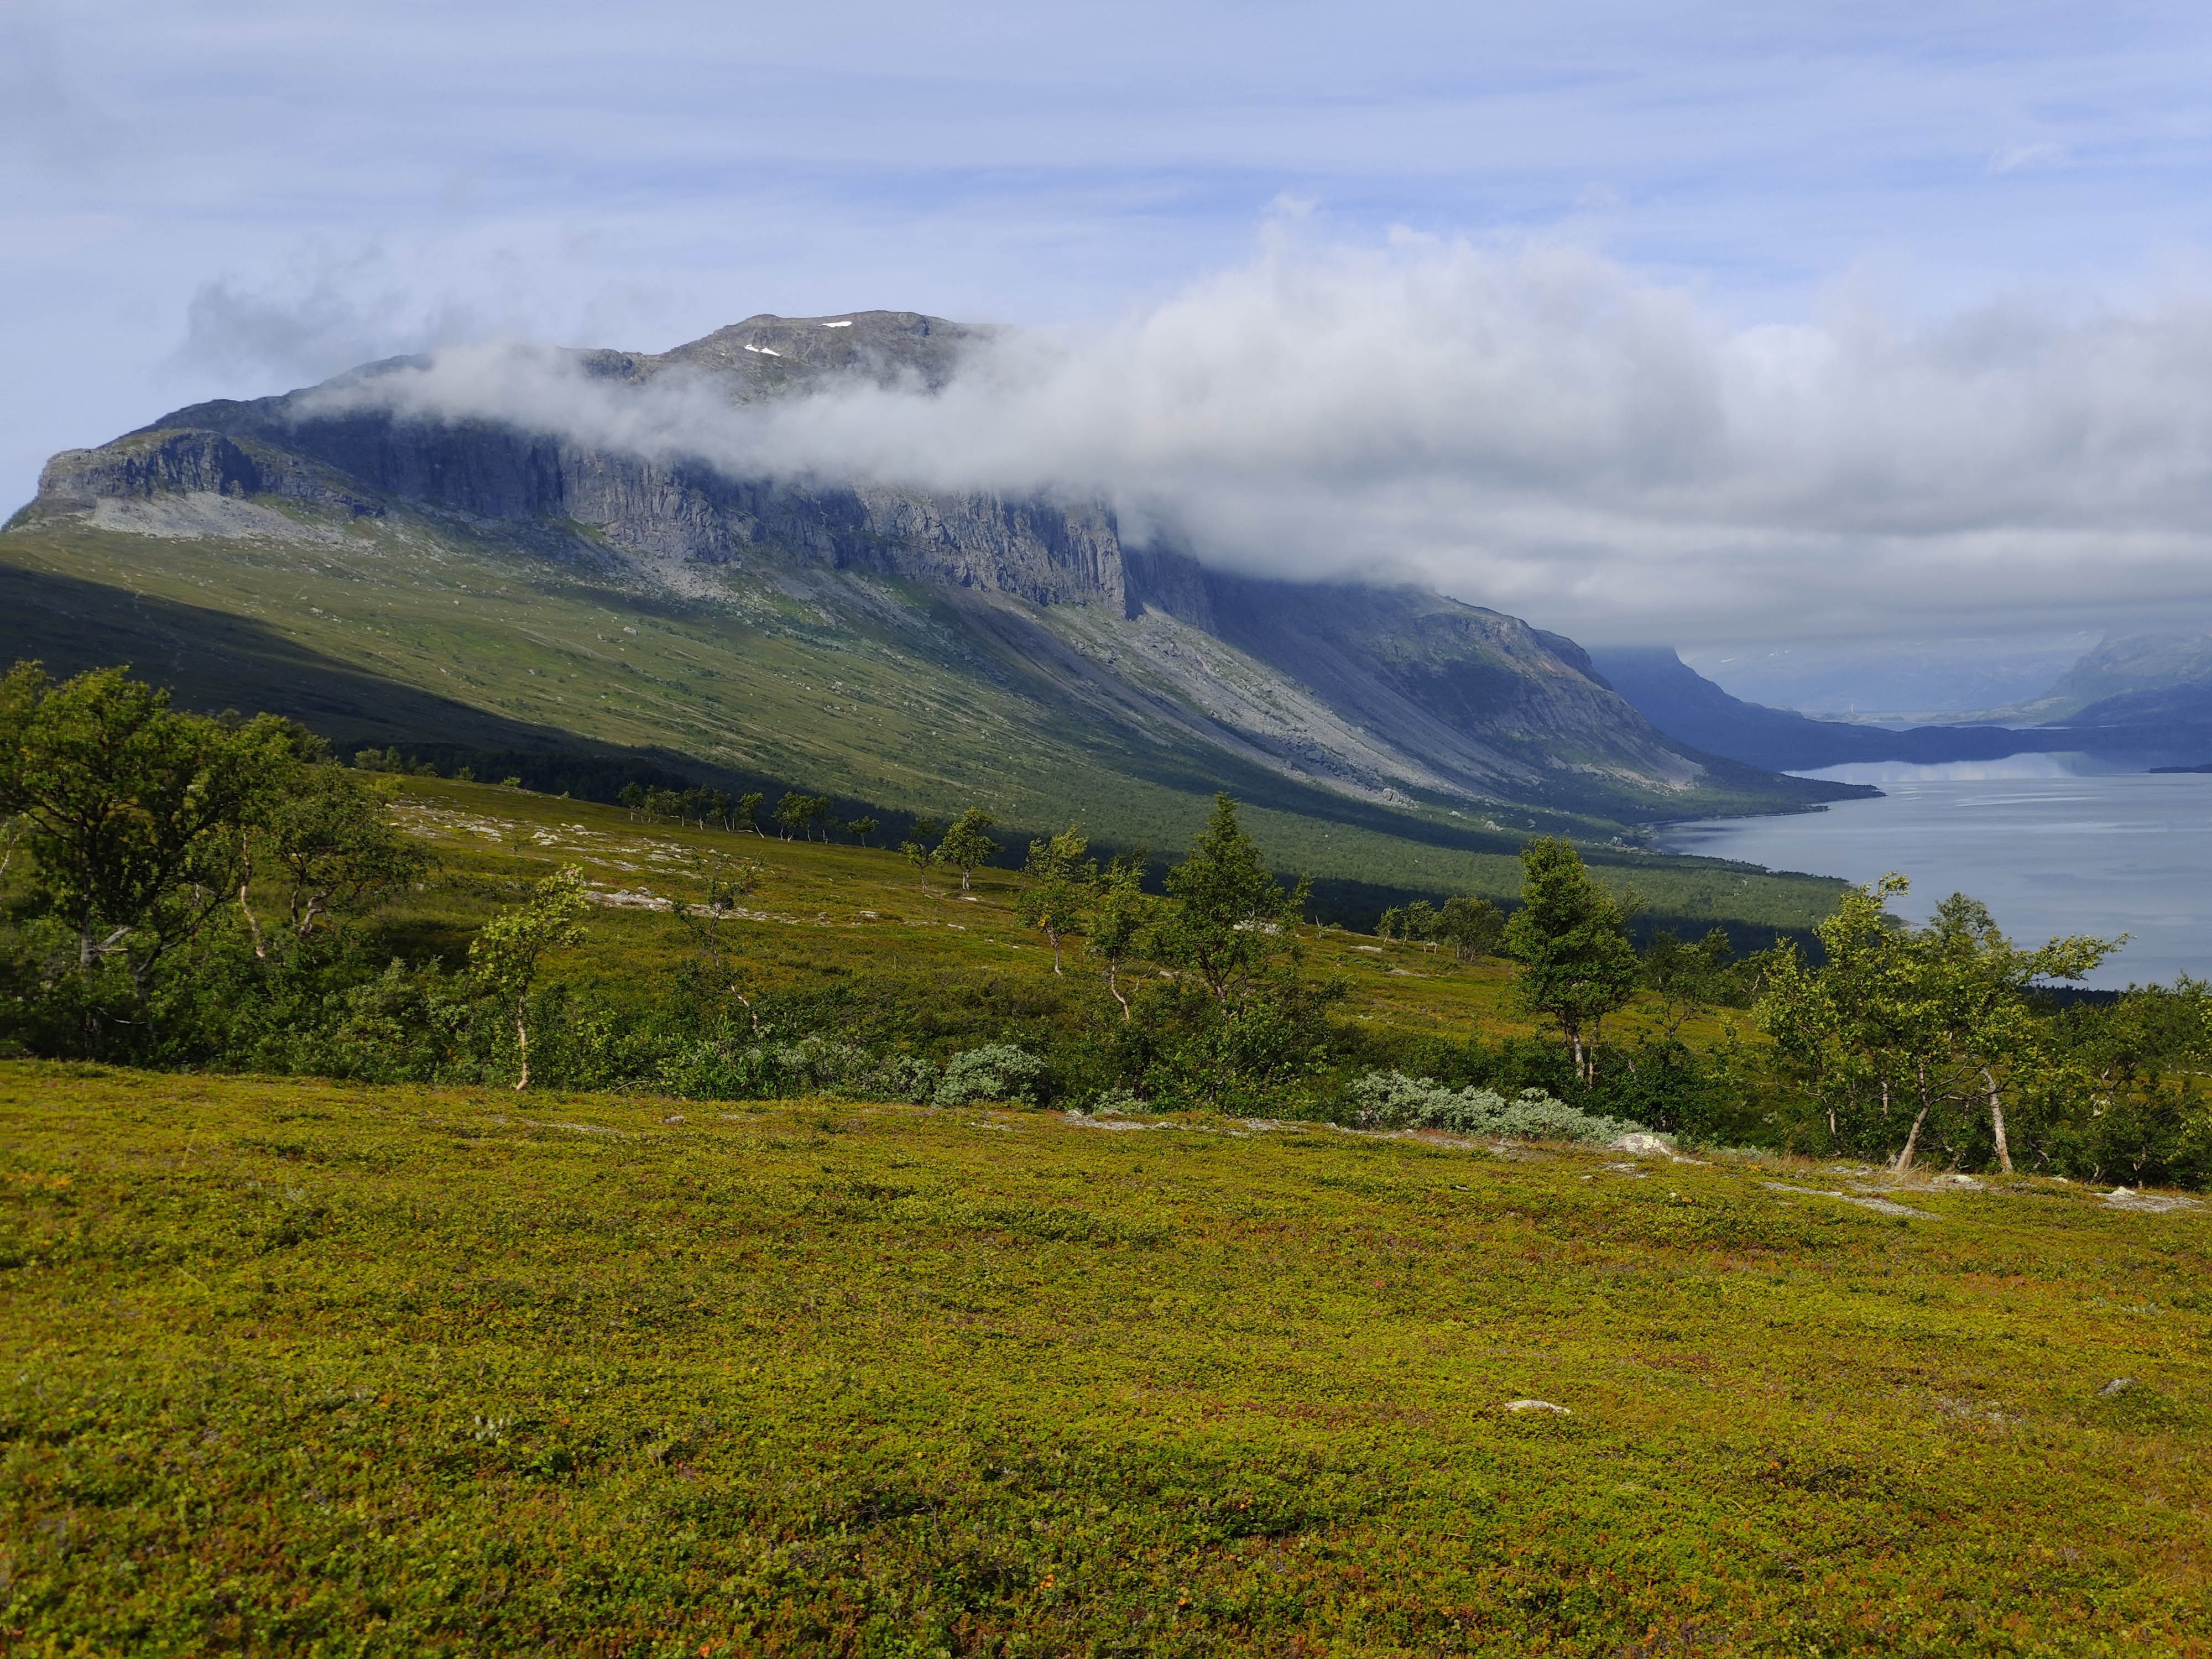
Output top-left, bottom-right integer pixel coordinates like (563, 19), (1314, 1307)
(934, 1042), (1046, 1107)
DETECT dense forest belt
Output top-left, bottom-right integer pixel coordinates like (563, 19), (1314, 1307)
(1, 1066), (2205, 1655)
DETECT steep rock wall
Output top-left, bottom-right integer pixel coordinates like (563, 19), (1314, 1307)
(75, 400), (1129, 609)
(28, 429), (382, 519)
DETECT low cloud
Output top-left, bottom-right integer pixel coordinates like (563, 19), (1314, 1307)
(175, 258), (490, 389)
(300, 232), (2212, 645)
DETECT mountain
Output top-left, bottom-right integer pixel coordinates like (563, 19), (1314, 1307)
(1588, 647), (2212, 772)
(3, 310), (1872, 923)
(1972, 632), (2212, 726)
(1674, 639), (2096, 724)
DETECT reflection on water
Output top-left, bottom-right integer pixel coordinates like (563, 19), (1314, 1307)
(1792, 752), (2191, 785)
(1658, 764), (2212, 988)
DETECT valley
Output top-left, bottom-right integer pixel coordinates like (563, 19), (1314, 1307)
(15, 13), (2212, 1659)
(1593, 646), (2212, 776)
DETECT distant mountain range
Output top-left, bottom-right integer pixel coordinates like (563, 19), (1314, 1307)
(1590, 641), (2212, 774)
(1966, 632), (2212, 726)
(1676, 638), (2097, 724)
(2, 309), (1874, 922)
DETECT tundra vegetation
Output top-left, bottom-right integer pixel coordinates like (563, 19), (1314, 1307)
(2, 663), (2210, 1652)
(1, 1066), (2206, 1655)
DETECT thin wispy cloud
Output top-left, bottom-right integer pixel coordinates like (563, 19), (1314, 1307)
(1989, 142), (2069, 174)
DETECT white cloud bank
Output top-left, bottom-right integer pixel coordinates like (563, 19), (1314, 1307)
(302, 233), (2212, 645)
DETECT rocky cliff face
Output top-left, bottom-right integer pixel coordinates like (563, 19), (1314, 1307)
(31, 428), (383, 519)
(13, 310), (1857, 819)
(36, 313), (1125, 611)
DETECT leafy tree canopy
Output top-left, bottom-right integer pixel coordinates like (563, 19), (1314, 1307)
(1017, 825), (1094, 973)
(1154, 794), (1310, 1005)
(468, 865), (591, 1089)
(938, 808), (1000, 893)
(0, 664), (328, 997)
(1501, 837), (1640, 1083)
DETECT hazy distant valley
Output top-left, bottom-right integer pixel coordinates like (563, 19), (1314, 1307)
(1593, 632), (2212, 775)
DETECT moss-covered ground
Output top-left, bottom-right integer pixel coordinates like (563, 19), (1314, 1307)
(2, 1062), (2206, 1656)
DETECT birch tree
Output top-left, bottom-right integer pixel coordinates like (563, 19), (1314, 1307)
(937, 808), (999, 894)
(1017, 824), (1093, 973)
(1759, 876), (2117, 1171)
(468, 866), (589, 1090)
(0, 662), (291, 1002)
(1086, 858), (1152, 1019)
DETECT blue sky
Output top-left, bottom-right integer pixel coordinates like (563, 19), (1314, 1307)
(9, 1), (2212, 693)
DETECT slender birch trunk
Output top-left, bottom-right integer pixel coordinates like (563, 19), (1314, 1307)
(236, 830), (266, 958)
(239, 883), (266, 958)
(1894, 1064), (1932, 1173)
(1983, 1066), (2013, 1174)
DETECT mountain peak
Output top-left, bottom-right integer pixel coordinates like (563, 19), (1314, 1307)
(581, 309), (994, 395)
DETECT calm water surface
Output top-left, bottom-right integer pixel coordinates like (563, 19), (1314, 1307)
(1656, 759), (2212, 988)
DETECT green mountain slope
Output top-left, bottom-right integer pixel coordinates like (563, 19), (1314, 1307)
(3, 309), (1869, 931)
(0, 510), (1848, 935)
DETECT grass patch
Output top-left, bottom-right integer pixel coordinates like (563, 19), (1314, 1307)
(2, 1063), (2206, 1654)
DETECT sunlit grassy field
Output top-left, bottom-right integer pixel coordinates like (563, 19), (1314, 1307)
(2, 1063), (2205, 1655)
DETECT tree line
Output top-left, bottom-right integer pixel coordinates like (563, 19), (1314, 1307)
(619, 784), (883, 846)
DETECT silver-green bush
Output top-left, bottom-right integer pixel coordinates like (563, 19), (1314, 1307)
(934, 1043), (1046, 1107)
(1349, 1070), (1646, 1144)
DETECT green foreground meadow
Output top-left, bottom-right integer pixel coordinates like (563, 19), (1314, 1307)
(2, 1064), (2206, 1656)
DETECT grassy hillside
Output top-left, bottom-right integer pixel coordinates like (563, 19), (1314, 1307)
(2, 1063), (2204, 1655)
(0, 515), (1851, 933)
(351, 780), (1844, 1037)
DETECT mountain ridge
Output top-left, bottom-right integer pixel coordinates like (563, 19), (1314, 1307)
(1591, 646), (2212, 772)
(1963, 631), (2212, 726)
(7, 310), (1870, 905)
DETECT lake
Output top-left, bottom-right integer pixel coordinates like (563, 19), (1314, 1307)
(1656, 757), (2212, 988)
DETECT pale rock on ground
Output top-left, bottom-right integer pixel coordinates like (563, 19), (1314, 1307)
(2103, 1186), (2203, 1213)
